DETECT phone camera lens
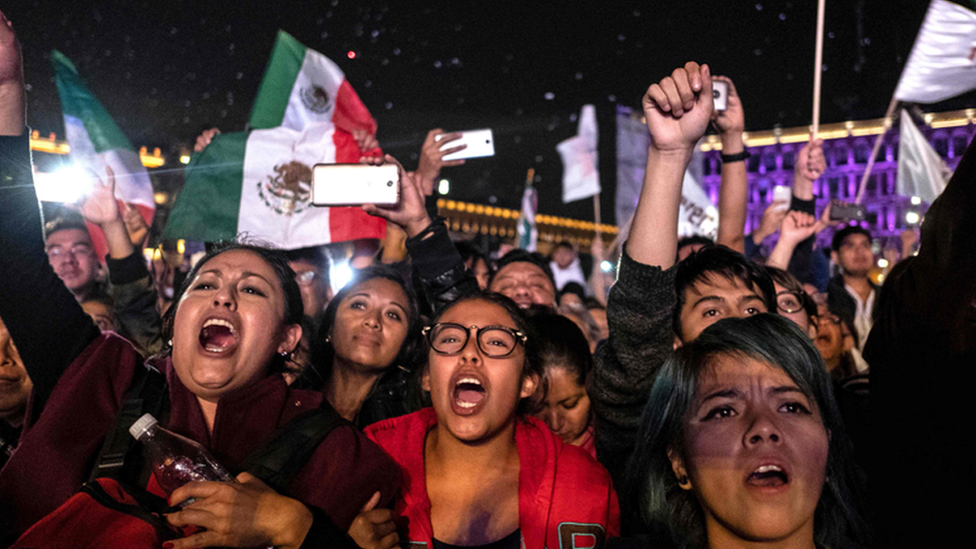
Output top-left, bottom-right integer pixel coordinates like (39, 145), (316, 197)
(387, 181), (394, 187)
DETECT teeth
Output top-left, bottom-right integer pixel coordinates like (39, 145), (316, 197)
(456, 401), (477, 408)
(203, 318), (236, 334)
(455, 377), (482, 387)
(754, 465), (784, 474)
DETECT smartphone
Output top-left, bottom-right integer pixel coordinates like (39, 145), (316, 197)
(436, 129), (495, 161)
(829, 202), (868, 222)
(310, 164), (399, 206)
(712, 81), (729, 111)
(772, 185), (791, 211)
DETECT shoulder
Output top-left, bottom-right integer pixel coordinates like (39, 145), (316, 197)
(520, 416), (614, 488)
(365, 407), (435, 448)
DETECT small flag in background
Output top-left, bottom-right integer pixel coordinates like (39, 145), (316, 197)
(557, 105), (600, 203)
(894, 0), (976, 104)
(517, 169), (538, 252)
(164, 30), (385, 248)
(897, 109), (950, 204)
(51, 50), (155, 258)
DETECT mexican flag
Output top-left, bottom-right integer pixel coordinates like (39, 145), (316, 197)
(894, 0), (976, 104)
(164, 30), (385, 248)
(51, 50), (155, 256)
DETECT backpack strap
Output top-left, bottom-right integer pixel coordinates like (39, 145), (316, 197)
(239, 404), (351, 495)
(88, 365), (168, 483)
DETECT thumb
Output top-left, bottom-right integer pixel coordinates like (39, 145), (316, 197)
(360, 491), (382, 513)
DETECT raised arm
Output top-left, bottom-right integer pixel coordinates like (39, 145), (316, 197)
(627, 62), (715, 268)
(79, 169), (163, 355)
(766, 210), (822, 270)
(0, 13), (99, 416)
(591, 62), (713, 491)
(713, 76), (748, 253)
(361, 155), (478, 313)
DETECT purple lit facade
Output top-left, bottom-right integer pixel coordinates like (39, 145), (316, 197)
(699, 124), (975, 247)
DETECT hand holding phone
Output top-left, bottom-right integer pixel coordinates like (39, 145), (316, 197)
(772, 185), (792, 211)
(712, 81), (729, 112)
(828, 200), (867, 222)
(311, 164), (399, 206)
(357, 155), (433, 238)
(435, 129), (495, 161)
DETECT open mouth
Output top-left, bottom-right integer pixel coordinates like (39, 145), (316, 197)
(746, 464), (790, 488)
(451, 375), (488, 415)
(199, 318), (239, 354)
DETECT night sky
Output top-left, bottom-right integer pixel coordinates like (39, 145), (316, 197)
(8, 0), (964, 223)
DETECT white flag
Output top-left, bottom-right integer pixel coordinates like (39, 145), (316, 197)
(897, 110), (950, 203)
(894, 0), (976, 104)
(516, 185), (538, 252)
(614, 107), (717, 239)
(558, 105), (601, 203)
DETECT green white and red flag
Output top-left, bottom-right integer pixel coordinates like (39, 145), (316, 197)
(51, 50), (155, 256)
(164, 30), (385, 248)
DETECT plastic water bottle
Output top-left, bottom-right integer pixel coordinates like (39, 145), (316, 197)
(129, 413), (234, 506)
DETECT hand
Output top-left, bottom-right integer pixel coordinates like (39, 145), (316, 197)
(0, 10), (25, 135)
(779, 210), (820, 246)
(166, 472), (313, 549)
(815, 201), (839, 234)
(900, 228), (919, 249)
(416, 129), (466, 183)
(0, 11), (22, 87)
(710, 76), (744, 136)
(193, 128), (221, 153)
(79, 167), (123, 226)
(122, 203), (150, 246)
(755, 200), (789, 242)
(642, 61), (714, 153)
(794, 138), (826, 188)
(347, 491), (399, 549)
(353, 129), (381, 158)
(360, 154), (432, 238)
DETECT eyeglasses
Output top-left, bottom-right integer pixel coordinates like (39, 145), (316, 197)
(776, 291), (806, 314)
(423, 323), (527, 358)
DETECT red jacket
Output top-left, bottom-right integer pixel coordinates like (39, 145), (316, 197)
(365, 408), (620, 549)
(0, 333), (399, 539)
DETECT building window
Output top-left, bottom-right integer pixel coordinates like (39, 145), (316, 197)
(854, 143), (870, 164)
(952, 135), (970, 158)
(934, 137), (948, 157)
(781, 151), (795, 170)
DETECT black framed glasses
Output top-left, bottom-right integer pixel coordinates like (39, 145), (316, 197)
(423, 323), (527, 358)
(776, 291), (806, 314)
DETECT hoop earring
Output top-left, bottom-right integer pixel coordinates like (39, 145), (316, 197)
(678, 475), (689, 487)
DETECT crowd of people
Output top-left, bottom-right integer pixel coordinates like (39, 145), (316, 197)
(2, 9), (975, 549)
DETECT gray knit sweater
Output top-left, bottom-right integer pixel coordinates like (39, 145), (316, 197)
(590, 250), (678, 492)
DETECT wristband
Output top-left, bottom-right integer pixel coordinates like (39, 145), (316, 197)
(720, 150), (751, 163)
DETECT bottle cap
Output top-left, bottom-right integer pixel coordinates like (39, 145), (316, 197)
(129, 413), (158, 440)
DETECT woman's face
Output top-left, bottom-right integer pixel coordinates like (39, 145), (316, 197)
(330, 277), (410, 374)
(172, 250), (301, 401)
(671, 355), (828, 545)
(0, 317), (32, 425)
(773, 282), (813, 336)
(534, 366), (591, 446)
(423, 299), (537, 442)
(814, 305), (849, 367)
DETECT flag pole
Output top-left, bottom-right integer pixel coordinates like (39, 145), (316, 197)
(854, 97), (899, 204)
(811, 0), (827, 137)
(592, 193), (602, 235)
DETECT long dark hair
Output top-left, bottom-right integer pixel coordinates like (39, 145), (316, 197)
(628, 314), (870, 549)
(305, 265), (423, 388)
(159, 240), (304, 374)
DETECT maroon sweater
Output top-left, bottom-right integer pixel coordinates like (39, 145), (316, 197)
(0, 132), (398, 541)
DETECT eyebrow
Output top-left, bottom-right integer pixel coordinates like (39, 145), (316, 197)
(199, 269), (273, 286)
(349, 292), (408, 313)
(738, 294), (765, 306)
(692, 295), (726, 309)
(769, 385), (806, 397)
(699, 387), (742, 404)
